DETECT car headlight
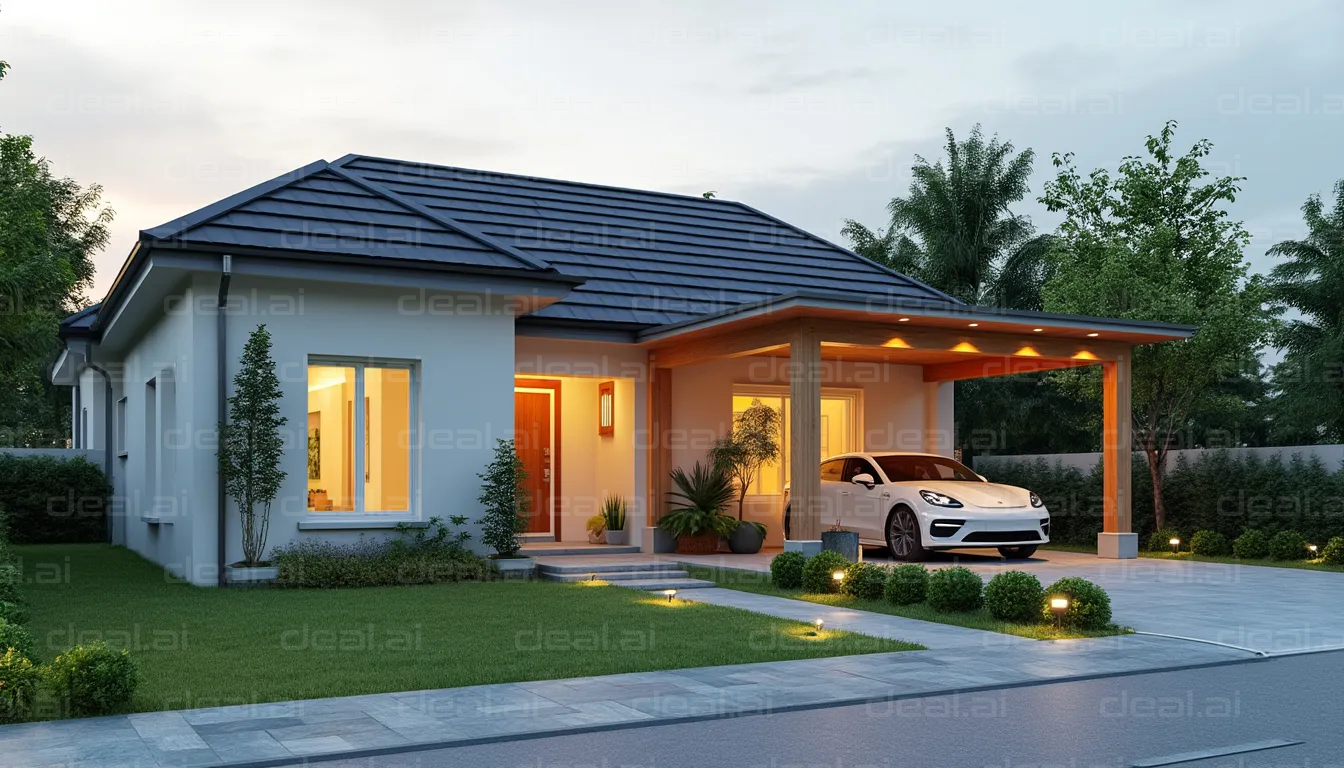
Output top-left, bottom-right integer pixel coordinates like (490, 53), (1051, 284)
(919, 490), (963, 508)
(1029, 491), (1044, 508)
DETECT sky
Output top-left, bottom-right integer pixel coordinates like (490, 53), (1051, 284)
(3, 0), (1342, 302)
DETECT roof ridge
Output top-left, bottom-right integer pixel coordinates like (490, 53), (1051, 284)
(143, 160), (332, 241)
(325, 162), (552, 271)
(724, 199), (964, 306)
(332, 153), (748, 209)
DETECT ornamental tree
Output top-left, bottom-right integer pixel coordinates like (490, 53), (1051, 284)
(219, 324), (288, 566)
(1039, 121), (1271, 531)
(707, 398), (781, 520)
(476, 439), (530, 557)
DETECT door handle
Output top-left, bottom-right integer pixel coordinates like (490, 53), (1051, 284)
(840, 490), (851, 496)
(543, 469), (551, 483)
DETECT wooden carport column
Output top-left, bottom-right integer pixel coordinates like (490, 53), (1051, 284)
(786, 323), (823, 550)
(1099, 351), (1137, 558)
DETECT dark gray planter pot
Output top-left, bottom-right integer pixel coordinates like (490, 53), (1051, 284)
(651, 527), (678, 554)
(821, 530), (860, 562)
(604, 529), (628, 546)
(728, 521), (765, 554)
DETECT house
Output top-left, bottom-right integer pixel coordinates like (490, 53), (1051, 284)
(52, 155), (1193, 585)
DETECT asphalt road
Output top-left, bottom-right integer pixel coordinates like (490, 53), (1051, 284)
(293, 649), (1344, 768)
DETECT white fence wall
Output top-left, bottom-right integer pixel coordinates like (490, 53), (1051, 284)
(974, 444), (1344, 474)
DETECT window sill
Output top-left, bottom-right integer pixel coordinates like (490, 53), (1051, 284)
(297, 519), (426, 531)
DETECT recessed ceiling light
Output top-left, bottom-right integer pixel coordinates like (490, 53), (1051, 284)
(1086, 332), (1099, 337)
(968, 323), (979, 327)
(1032, 328), (1044, 333)
(898, 317), (910, 322)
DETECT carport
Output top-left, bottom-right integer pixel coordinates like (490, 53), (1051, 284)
(638, 291), (1196, 558)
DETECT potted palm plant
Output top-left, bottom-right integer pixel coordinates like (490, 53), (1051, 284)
(707, 398), (779, 554)
(659, 462), (739, 554)
(601, 495), (628, 545)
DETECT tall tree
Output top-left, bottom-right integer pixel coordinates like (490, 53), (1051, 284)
(220, 325), (288, 566)
(1039, 121), (1271, 531)
(1265, 180), (1344, 442)
(0, 133), (112, 446)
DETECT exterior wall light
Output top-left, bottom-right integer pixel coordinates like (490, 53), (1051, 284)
(598, 381), (615, 437)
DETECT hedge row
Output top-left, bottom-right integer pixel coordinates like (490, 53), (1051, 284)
(984, 450), (1344, 546)
(0, 455), (110, 544)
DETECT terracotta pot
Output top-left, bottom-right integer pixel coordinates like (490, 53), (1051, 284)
(588, 530), (606, 545)
(675, 532), (721, 555)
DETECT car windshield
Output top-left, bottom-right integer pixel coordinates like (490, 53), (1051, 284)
(874, 455), (984, 483)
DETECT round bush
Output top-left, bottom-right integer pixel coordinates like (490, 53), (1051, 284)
(801, 551), (852, 594)
(884, 564), (929, 605)
(1233, 529), (1270, 560)
(0, 648), (40, 724)
(1042, 577), (1112, 630)
(0, 618), (34, 658)
(769, 551), (806, 589)
(841, 563), (887, 601)
(1188, 530), (1229, 557)
(1321, 537), (1344, 566)
(1145, 528), (1182, 553)
(926, 567), (984, 612)
(42, 642), (139, 717)
(984, 571), (1045, 623)
(1268, 530), (1307, 561)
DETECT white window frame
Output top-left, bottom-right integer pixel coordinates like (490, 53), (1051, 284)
(306, 356), (420, 520)
(732, 385), (862, 496)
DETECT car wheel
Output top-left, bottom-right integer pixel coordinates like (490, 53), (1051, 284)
(783, 502), (791, 541)
(998, 545), (1038, 560)
(885, 507), (926, 562)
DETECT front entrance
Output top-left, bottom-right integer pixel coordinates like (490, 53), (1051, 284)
(514, 379), (561, 537)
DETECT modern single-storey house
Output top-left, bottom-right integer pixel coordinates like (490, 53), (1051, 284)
(52, 155), (1193, 585)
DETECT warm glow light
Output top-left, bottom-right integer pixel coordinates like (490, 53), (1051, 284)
(1309, 544), (1319, 553)
(665, 589), (678, 602)
(815, 619), (825, 630)
(898, 317), (910, 322)
(1086, 332), (1100, 337)
(882, 337), (912, 349)
(1169, 538), (1181, 546)
(1072, 350), (1099, 361)
(1014, 346), (1042, 357)
(968, 322), (979, 327)
(951, 342), (980, 353)
(1050, 597), (1069, 611)
(1033, 328), (1044, 333)
(832, 571), (845, 581)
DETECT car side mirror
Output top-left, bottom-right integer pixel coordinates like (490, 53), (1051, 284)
(851, 473), (876, 488)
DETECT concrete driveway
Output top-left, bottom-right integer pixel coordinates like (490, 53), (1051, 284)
(677, 548), (1344, 654)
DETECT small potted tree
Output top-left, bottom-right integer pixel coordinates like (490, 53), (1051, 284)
(220, 325), (287, 585)
(659, 462), (738, 554)
(601, 495), (628, 545)
(478, 439), (534, 576)
(707, 398), (779, 554)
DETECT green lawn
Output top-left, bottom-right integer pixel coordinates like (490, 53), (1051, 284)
(1043, 544), (1344, 573)
(684, 565), (1131, 641)
(14, 545), (919, 715)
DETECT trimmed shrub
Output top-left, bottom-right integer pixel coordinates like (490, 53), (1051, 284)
(769, 551), (806, 589)
(0, 648), (40, 723)
(43, 642), (139, 717)
(1042, 577), (1112, 630)
(1145, 528), (1182, 552)
(273, 538), (498, 588)
(926, 567), (983, 612)
(1321, 537), (1344, 566)
(1233, 529), (1270, 560)
(884, 564), (929, 605)
(0, 618), (34, 658)
(1268, 530), (1308, 561)
(984, 571), (1045, 623)
(841, 563), (887, 601)
(0, 563), (22, 607)
(1189, 530), (1229, 557)
(800, 550), (851, 594)
(0, 456), (110, 544)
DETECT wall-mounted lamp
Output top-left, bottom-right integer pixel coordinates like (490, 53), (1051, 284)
(598, 381), (615, 437)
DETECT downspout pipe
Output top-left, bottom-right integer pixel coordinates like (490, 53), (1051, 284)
(216, 255), (232, 587)
(78, 360), (115, 542)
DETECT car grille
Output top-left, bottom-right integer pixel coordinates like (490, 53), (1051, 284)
(962, 530), (1042, 543)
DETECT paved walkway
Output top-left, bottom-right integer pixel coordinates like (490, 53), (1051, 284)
(681, 588), (1014, 649)
(0, 635), (1252, 768)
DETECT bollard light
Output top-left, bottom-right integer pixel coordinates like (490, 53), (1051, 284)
(1169, 537), (1181, 554)
(815, 619), (825, 631)
(832, 570), (845, 582)
(664, 589), (677, 602)
(1308, 544), (1319, 556)
(1049, 596), (1069, 629)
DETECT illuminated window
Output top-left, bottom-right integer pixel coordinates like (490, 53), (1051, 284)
(307, 360), (415, 514)
(731, 389), (858, 495)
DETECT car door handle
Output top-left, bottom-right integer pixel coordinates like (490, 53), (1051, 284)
(840, 490), (851, 496)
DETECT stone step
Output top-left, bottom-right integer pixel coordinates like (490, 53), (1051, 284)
(618, 578), (717, 591)
(520, 545), (642, 556)
(543, 569), (690, 583)
(537, 561), (681, 575)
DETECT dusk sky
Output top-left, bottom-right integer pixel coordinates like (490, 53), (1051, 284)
(3, 0), (1341, 298)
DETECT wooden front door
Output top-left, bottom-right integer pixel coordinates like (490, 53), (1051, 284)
(514, 380), (561, 536)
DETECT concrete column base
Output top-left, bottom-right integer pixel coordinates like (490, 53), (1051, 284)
(1097, 532), (1138, 559)
(784, 539), (823, 557)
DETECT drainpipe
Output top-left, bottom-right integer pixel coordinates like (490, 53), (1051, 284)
(77, 359), (115, 542)
(216, 255), (232, 587)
